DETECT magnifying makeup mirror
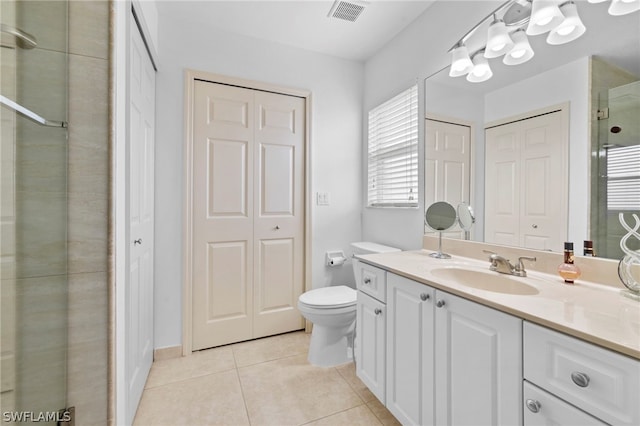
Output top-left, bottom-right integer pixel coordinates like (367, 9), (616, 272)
(425, 201), (457, 259)
(457, 202), (476, 235)
(425, 201), (476, 259)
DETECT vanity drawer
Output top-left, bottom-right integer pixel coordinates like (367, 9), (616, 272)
(356, 263), (387, 302)
(524, 322), (640, 425)
(523, 381), (606, 426)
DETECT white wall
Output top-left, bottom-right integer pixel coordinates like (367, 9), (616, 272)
(485, 57), (590, 246)
(362, 0), (497, 250)
(153, 12), (364, 349)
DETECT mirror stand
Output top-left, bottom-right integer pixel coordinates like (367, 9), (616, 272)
(430, 232), (451, 259)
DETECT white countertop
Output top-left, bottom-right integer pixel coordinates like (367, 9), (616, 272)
(357, 250), (640, 360)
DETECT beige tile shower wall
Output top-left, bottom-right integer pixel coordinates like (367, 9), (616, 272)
(66, 1), (110, 425)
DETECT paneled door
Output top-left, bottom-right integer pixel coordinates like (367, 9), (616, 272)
(191, 81), (305, 350)
(126, 20), (155, 425)
(424, 118), (471, 239)
(485, 109), (567, 250)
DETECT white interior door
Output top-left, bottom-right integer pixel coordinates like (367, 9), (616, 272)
(192, 81), (255, 350)
(126, 21), (155, 424)
(424, 118), (471, 239)
(485, 110), (567, 250)
(191, 81), (305, 351)
(253, 90), (305, 337)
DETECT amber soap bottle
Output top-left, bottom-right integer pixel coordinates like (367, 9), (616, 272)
(558, 242), (581, 284)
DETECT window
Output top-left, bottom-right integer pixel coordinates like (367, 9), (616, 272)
(367, 85), (418, 207)
(607, 144), (640, 211)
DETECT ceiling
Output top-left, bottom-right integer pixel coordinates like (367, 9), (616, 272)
(156, 0), (436, 62)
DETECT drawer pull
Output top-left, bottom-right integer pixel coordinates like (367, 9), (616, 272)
(571, 371), (590, 388)
(374, 308), (382, 315)
(436, 299), (446, 308)
(525, 399), (541, 413)
(363, 277), (371, 284)
(420, 293), (430, 301)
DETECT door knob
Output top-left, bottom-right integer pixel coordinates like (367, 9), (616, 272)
(134, 238), (142, 245)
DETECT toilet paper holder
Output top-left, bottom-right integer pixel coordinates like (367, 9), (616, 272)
(326, 250), (347, 267)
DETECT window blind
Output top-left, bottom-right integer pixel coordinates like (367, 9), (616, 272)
(367, 85), (418, 207)
(607, 144), (640, 211)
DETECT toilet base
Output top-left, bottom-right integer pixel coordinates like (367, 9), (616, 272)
(307, 323), (355, 367)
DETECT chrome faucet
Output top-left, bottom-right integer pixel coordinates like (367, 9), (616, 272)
(483, 250), (536, 277)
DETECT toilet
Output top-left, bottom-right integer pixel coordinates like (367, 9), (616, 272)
(298, 242), (401, 367)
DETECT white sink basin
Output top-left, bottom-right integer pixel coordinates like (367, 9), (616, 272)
(430, 267), (540, 295)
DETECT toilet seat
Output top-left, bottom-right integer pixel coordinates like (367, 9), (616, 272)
(298, 285), (356, 309)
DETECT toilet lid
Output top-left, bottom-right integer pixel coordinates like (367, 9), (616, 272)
(299, 286), (356, 308)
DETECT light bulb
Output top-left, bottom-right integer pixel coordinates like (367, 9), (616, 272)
(503, 30), (535, 66)
(547, 2), (586, 45)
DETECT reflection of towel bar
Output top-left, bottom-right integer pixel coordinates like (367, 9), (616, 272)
(0, 23), (37, 49)
(0, 95), (67, 128)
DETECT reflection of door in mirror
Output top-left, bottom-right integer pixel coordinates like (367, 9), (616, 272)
(485, 105), (568, 251)
(424, 117), (471, 239)
(594, 80), (640, 259)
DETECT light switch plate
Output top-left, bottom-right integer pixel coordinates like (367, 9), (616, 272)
(316, 192), (330, 206)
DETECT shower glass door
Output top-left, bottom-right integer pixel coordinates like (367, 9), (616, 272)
(594, 80), (640, 259)
(1, 0), (69, 423)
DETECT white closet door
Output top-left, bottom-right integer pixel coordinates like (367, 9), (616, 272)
(485, 110), (567, 250)
(485, 125), (520, 246)
(425, 119), (471, 239)
(127, 21), (155, 424)
(192, 82), (255, 350)
(253, 91), (305, 337)
(191, 82), (305, 350)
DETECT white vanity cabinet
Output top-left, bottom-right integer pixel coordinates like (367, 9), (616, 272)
(523, 322), (640, 425)
(434, 290), (523, 426)
(355, 263), (388, 403)
(386, 273), (435, 425)
(384, 272), (522, 426)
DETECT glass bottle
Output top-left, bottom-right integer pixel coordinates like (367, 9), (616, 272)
(558, 242), (581, 284)
(583, 240), (595, 256)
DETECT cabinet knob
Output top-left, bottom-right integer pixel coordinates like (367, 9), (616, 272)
(134, 238), (142, 245)
(570, 371), (590, 388)
(363, 277), (371, 284)
(436, 299), (446, 308)
(532, 224), (538, 229)
(525, 399), (541, 413)
(374, 308), (382, 315)
(420, 293), (430, 301)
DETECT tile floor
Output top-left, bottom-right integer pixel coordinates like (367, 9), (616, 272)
(133, 331), (401, 426)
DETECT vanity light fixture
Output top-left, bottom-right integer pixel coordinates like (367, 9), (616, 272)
(503, 29), (535, 65)
(526, 0), (565, 35)
(484, 16), (515, 58)
(449, 43), (474, 77)
(607, 0), (640, 16)
(447, 0), (637, 82)
(467, 51), (493, 83)
(547, 1), (586, 44)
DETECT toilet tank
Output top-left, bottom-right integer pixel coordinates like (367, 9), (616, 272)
(350, 242), (401, 285)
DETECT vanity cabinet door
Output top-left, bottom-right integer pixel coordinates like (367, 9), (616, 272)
(356, 291), (386, 403)
(434, 290), (523, 426)
(386, 273), (435, 426)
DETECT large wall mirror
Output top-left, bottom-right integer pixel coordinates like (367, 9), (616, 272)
(424, 0), (640, 259)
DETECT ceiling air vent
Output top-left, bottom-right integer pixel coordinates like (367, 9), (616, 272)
(328, 0), (368, 22)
